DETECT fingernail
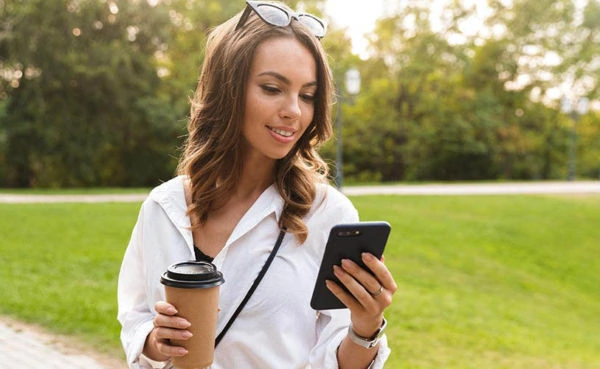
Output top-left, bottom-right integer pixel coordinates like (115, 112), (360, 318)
(183, 331), (193, 338)
(177, 348), (188, 355)
(333, 265), (342, 275)
(167, 307), (177, 315)
(341, 259), (352, 268)
(362, 252), (374, 261)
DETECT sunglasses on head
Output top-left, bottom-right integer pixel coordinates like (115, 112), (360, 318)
(235, 0), (327, 39)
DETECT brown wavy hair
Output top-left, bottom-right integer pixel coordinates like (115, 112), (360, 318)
(177, 4), (334, 243)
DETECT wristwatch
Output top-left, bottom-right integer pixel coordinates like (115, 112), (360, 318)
(348, 318), (387, 349)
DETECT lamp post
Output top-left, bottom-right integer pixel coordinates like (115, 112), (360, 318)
(335, 68), (361, 189)
(561, 96), (589, 181)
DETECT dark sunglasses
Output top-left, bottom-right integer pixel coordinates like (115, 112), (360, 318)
(235, 0), (327, 39)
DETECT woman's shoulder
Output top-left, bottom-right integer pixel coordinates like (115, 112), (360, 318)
(140, 176), (188, 215)
(315, 181), (349, 200)
(312, 182), (357, 216)
(148, 176), (185, 201)
(303, 183), (359, 240)
(135, 176), (189, 226)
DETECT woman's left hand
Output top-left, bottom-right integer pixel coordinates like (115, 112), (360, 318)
(326, 252), (398, 337)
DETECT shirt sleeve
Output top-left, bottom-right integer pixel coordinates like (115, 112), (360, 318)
(309, 309), (391, 369)
(117, 202), (169, 369)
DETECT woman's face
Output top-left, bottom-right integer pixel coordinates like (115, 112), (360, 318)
(242, 36), (317, 163)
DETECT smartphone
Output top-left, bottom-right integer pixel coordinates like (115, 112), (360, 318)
(310, 221), (391, 310)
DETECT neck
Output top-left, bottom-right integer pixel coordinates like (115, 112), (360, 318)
(234, 158), (276, 200)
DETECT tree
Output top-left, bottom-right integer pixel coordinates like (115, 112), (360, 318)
(0, 0), (333, 187)
(2, 0), (597, 186)
(340, 0), (599, 182)
(0, 0), (180, 187)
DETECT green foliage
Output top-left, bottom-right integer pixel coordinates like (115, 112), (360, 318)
(335, 0), (600, 182)
(0, 0), (187, 187)
(577, 113), (600, 178)
(1, 0), (600, 187)
(1, 194), (599, 367)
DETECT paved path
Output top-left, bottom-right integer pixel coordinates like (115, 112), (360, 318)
(1, 180), (599, 368)
(1, 181), (600, 204)
(0, 318), (125, 369)
(0, 193), (149, 203)
(342, 180), (600, 196)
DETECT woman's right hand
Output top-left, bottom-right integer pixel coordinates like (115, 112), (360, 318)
(143, 301), (193, 361)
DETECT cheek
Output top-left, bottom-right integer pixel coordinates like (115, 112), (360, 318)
(243, 92), (263, 130)
(297, 118), (315, 145)
(303, 105), (317, 131)
(302, 105), (315, 128)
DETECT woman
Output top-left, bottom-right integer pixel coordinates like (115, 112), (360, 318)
(118, 1), (398, 368)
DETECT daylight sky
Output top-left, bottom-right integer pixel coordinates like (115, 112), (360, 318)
(325, 0), (385, 58)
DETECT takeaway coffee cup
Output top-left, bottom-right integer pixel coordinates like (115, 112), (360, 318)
(160, 261), (225, 369)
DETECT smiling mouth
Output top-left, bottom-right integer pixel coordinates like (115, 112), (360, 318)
(268, 126), (294, 137)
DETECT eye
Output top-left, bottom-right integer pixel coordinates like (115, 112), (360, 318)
(261, 84), (281, 95)
(301, 91), (316, 102)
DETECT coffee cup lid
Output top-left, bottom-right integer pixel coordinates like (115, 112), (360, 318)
(161, 261), (225, 289)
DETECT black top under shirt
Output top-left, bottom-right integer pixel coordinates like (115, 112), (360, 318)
(194, 246), (214, 263)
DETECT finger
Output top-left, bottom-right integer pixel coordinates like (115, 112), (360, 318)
(333, 265), (378, 310)
(325, 280), (361, 311)
(155, 336), (189, 357)
(154, 313), (191, 330)
(155, 301), (178, 315)
(362, 253), (398, 293)
(154, 301), (191, 330)
(155, 326), (193, 342)
(340, 259), (382, 295)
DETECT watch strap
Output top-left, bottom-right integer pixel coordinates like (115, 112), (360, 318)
(348, 318), (387, 349)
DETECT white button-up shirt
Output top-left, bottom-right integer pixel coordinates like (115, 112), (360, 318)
(117, 176), (390, 369)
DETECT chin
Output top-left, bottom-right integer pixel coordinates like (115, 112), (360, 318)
(267, 148), (294, 161)
(270, 154), (289, 161)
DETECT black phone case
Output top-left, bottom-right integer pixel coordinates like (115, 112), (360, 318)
(310, 221), (391, 310)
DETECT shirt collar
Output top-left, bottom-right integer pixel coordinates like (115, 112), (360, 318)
(149, 176), (193, 247)
(226, 184), (284, 247)
(148, 176), (285, 249)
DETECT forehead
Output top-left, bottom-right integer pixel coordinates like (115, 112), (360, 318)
(250, 37), (317, 83)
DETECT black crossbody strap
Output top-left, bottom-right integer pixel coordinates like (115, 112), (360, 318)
(215, 229), (286, 347)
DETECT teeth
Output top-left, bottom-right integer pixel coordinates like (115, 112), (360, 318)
(270, 127), (293, 137)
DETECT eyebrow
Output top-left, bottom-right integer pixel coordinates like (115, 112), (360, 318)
(257, 71), (317, 88)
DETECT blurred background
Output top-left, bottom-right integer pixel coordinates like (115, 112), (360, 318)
(1, 2), (599, 368)
(1, 0), (599, 188)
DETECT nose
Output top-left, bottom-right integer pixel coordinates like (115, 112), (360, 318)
(280, 95), (301, 120)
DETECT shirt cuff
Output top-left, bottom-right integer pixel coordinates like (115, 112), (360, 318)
(139, 353), (173, 369)
(126, 319), (172, 369)
(369, 334), (391, 369)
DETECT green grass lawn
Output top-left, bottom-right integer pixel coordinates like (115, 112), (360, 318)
(1, 194), (599, 368)
(0, 202), (139, 359)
